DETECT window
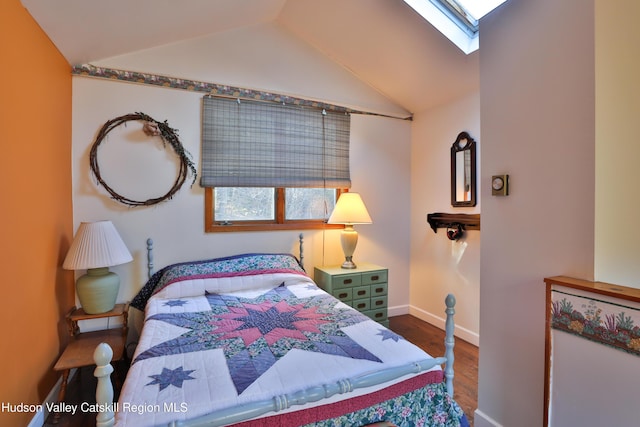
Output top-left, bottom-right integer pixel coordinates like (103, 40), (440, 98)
(214, 187), (275, 222)
(205, 187), (344, 232)
(285, 188), (337, 220)
(201, 96), (351, 232)
(402, 0), (508, 53)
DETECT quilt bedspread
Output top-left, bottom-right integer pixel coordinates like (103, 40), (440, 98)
(135, 284), (384, 395)
(117, 255), (465, 427)
(130, 253), (307, 311)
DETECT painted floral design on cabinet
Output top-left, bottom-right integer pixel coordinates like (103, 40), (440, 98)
(551, 290), (640, 356)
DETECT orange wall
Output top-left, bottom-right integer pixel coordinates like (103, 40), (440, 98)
(0, 1), (73, 425)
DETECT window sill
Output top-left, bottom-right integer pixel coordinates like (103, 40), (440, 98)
(206, 222), (344, 233)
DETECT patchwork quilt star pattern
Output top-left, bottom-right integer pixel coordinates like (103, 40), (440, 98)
(134, 285), (381, 394)
(377, 328), (403, 342)
(163, 299), (188, 307)
(146, 366), (196, 391)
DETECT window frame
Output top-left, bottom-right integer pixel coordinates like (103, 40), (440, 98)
(205, 187), (345, 232)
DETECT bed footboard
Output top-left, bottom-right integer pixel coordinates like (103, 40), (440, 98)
(168, 356), (447, 427)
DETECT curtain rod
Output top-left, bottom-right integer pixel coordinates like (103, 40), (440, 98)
(72, 64), (412, 121)
(204, 93), (349, 116)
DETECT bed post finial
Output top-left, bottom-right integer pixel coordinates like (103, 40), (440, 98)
(94, 343), (115, 427)
(445, 293), (456, 309)
(299, 233), (304, 269)
(147, 238), (154, 279)
(444, 293), (456, 397)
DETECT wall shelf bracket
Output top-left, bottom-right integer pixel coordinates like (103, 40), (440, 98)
(427, 213), (481, 234)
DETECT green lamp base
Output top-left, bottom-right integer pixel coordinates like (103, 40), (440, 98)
(76, 267), (120, 314)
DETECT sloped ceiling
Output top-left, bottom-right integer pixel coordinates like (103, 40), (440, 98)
(21, 0), (478, 114)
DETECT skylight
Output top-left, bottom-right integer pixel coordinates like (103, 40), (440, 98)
(403, 0), (508, 54)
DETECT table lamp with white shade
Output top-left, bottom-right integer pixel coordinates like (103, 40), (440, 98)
(63, 221), (133, 314)
(327, 192), (372, 269)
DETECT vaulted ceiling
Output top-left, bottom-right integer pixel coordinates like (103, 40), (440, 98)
(21, 0), (478, 114)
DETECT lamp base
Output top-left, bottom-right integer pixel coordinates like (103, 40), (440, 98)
(341, 257), (357, 269)
(76, 267), (120, 314)
(340, 226), (359, 269)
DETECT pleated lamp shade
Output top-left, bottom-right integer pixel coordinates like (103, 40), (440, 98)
(63, 221), (132, 270)
(327, 193), (372, 225)
(63, 221), (132, 314)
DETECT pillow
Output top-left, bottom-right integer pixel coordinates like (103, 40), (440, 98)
(131, 253), (306, 310)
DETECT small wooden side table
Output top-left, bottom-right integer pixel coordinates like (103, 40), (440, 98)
(53, 303), (128, 422)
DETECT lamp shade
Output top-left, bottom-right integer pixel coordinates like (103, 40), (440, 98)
(63, 221), (132, 314)
(327, 193), (372, 225)
(63, 221), (133, 270)
(327, 193), (371, 269)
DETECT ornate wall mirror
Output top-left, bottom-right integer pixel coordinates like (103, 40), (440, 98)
(451, 131), (477, 207)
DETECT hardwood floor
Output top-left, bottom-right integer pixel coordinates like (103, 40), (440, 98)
(388, 314), (479, 426)
(45, 315), (478, 427)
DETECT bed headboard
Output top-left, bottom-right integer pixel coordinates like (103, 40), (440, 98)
(145, 233), (305, 279)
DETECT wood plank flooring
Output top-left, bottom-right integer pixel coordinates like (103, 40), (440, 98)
(388, 314), (478, 426)
(45, 315), (478, 427)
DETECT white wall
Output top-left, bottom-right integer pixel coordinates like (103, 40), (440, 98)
(71, 22), (412, 320)
(551, 332), (640, 425)
(410, 91), (481, 345)
(349, 114), (412, 312)
(594, 0), (640, 288)
(94, 22), (410, 119)
(477, 0), (596, 425)
(545, 2), (640, 426)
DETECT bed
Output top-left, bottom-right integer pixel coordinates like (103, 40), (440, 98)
(93, 239), (468, 427)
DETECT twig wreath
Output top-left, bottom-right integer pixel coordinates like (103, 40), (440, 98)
(90, 112), (197, 207)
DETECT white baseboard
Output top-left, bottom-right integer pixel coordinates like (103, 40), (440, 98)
(473, 409), (503, 427)
(408, 305), (479, 346)
(28, 369), (77, 427)
(387, 304), (410, 317)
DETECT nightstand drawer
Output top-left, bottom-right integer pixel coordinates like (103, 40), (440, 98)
(333, 288), (352, 302)
(365, 308), (388, 323)
(371, 295), (387, 309)
(371, 283), (388, 297)
(352, 298), (370, 311)
(332, 274), (362, 288)
(362, 270), (387, 285)
(353, 285), (370, 300)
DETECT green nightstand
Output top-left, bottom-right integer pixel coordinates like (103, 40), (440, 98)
(314, 263), (389, 327)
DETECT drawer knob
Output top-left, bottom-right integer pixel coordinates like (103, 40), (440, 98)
(357, 290), (366, 296)
(339, 293), (348, 298)
(374, 287), (383, 293)
(371, 275), (379, 281)
(375, 300), (383, 306)
(375, 313), (383, 318)
(357, 303), (366, 309)
(343, 279), (352, 284)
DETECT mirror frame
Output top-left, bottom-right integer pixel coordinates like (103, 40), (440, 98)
(451, 131), (477, 207)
